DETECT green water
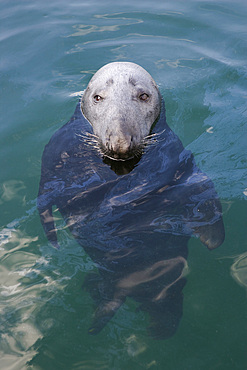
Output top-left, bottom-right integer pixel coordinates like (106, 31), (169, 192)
(0, 0), (246, 369)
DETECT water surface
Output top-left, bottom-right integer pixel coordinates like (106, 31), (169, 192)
(0, 0), (246, 369)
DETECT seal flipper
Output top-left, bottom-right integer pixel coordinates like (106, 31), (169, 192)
(37, 171), (59, 249)
(146, 288), (184, 340)
(83, 274), (126, 335)
(88, 297), (125, 335)
(196, 218), (225, 250)
(39, 206), (59, 249)
(192, 198), (225, 250)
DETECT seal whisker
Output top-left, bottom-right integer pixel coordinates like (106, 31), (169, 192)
(142, 129), (167, 147)
(133, 146), (144, 158)
(145, 133), (158, 139)
(86, 132), (100, 140)
(76, 132), (99, 141)
(79, 139), (98, 148)
(76, 132), (104, 158)
(144, 129), (166, 141)
(77, 132), (100, 146)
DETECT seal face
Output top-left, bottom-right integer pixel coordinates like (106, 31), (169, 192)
(81, 62), (161, 160)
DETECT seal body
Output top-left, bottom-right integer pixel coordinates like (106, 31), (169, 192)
(38, 63), (225, 339)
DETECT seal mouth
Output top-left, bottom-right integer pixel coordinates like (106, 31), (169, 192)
(104, 154), (135, 162)
(100, 144), (144, 162)
(103, 151), (136, 162)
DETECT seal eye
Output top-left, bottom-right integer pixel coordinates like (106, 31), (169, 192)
(139, 93), (149, 101)
(94, 95), (103, 103)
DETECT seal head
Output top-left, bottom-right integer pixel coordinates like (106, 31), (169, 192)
(81, 62), (161, 160)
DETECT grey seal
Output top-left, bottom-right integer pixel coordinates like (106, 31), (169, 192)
(38, 62), (225, 339)
(81, 62), (161, 160)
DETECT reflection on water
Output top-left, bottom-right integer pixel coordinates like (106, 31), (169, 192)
(0, 223), (43, 368)
(231, 253), (247, 289)
(0, 180), (26, 204)
(0, 211), (90, 369)
(125, 334), (147, 357)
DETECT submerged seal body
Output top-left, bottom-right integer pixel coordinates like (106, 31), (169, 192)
(38, 62), (225, 339)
